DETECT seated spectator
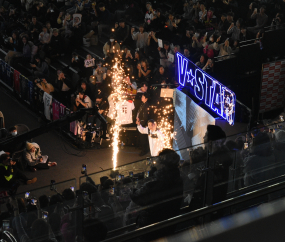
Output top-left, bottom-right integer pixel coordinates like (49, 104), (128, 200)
(232, 40), (240, 54)
(213, 36), (232, 59)
(158, 41), (174, 68)
(196, 54), (207, 69)
(271, 13), (284, 30)
(0, 153), (37, 191)
(131, 24), (149, 52)
(94, 2), (112, 39)
(49, 28), (64, 59)
(227, 18), (243, 41)
(103, 34), (120, 60)
(130, 149), (183, 241)
(202, 58), (214, 74)
(138, 59), (152, 83)
(25, 142), (57, 171)
(5, 35), (31, 66)
(146, 29), (159, 59)
(34, 77), (54, 95)
(75, 88), (93, 109)
(30, 54), (50, 79)
(153, 65), (170, 85)
(38, 25), (50, 45)
(165, 12), (179, 32)
(84, 54), (96, 78)
(79, 79), (93, 100)
(247, 5), (268, 35)
(244, 132), (275, 186)
(137, 82), (148, 94)
(71, 52), (84, 72)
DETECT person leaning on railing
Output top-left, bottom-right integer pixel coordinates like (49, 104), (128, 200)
(34, 77), (54, 95)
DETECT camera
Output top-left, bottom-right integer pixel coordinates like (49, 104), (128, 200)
(81, 164), (87, 175)
(36, 78), (42, 83)
(25, 192), (30, 199)
(50, 180), (56, 191)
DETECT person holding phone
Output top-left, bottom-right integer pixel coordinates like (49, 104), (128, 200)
(247, 5), (268, 35)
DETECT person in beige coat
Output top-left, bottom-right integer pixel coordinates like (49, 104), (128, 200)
(103, 35), (120, 59)
(24, 142), (57, 172)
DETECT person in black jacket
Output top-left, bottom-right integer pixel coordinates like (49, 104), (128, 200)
(115, 19), (130, 45)
(130, 149), (183, 241)
(0, 154), (37, 192)
(54, 70), (73, 107)
(136, 92), (150, 156)
(30, 54), (50, 79)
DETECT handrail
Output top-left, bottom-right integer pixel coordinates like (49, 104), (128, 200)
(102, 180), (285, 242)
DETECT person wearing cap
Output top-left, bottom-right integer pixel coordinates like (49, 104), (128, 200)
(0, 153), (37, 190)
(115, 19), (130, 45)
(24, 142), (57, 171)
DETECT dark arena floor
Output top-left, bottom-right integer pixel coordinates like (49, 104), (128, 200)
(0, 87), (146, 194)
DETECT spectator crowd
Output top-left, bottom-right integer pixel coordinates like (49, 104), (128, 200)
(0, 0), (285, 241)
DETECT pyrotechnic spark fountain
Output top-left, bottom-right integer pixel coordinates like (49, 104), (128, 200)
(110, 59), (125, 170)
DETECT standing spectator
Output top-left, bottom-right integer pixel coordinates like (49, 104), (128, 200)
(247, 5), (268, 35)
(28, 16), (42, 42)
(145, 2), (156, 26)
(131, 24), (149, 52)
(227, 18), (242, 41)
(136, 92), (150, 156)
(115, 19), (130, 45)
(158, 41), (174, 68)
(129, 149), (183, 241)
(213, 36), (232, 59)
(244, 132), (275, 186)
(94, 2), (112, 39)
(93, 60), (107, 84)
(55, 70), (72, 106)
(217, 13), (228, 35)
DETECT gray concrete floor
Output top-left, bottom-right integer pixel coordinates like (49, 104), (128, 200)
(0, 88), (147, 194)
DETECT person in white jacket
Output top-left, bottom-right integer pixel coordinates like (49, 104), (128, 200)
(136, 118), (164, 157)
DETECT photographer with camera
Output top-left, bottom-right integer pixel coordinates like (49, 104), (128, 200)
(34, 77), (54, 95)
(0, 153), (37, 192)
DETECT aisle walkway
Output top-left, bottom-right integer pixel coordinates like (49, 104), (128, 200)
(0, 87), (143, 193)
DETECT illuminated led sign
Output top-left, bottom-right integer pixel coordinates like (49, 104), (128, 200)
(176, 53), (236, 125)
